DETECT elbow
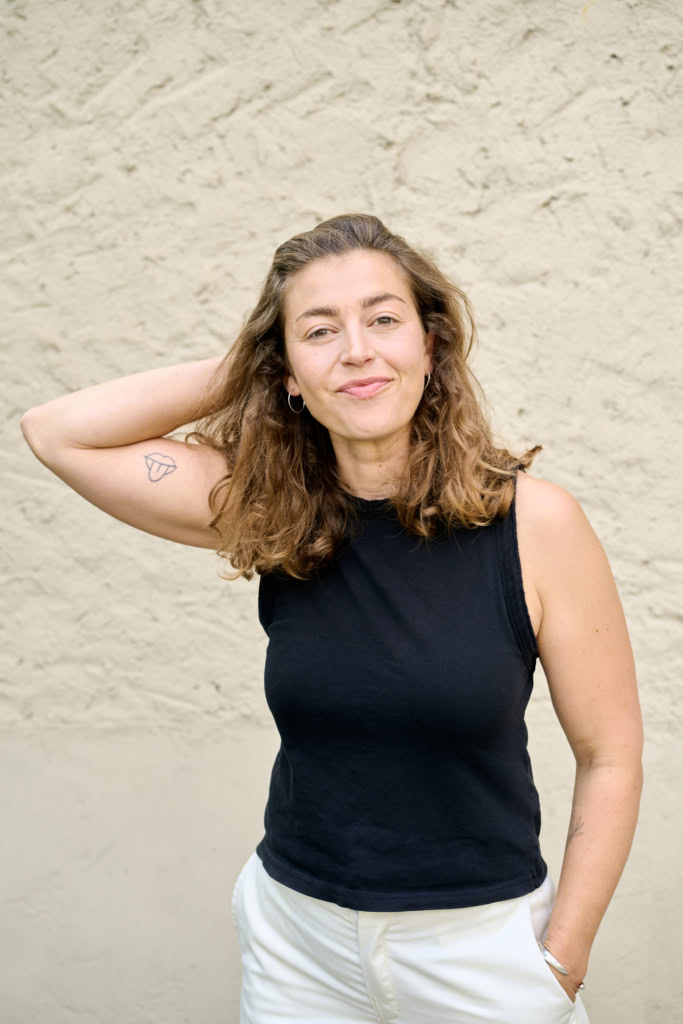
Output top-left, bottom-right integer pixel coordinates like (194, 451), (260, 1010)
(581, 754), (644, 785)
(20, 409), (38, 446)
(20, 407), (53, 461)
(20, 409), (42, 450)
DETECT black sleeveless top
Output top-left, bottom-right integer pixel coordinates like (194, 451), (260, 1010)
(254, 470), (547, 911)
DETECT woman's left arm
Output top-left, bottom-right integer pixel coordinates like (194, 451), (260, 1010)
(520, 476), (645, 999)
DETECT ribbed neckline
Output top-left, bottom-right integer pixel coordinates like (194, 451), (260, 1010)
(342, 491), (397, 520)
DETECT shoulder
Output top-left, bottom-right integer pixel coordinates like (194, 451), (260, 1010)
(514, 469), (612, 618)
(514, 469), (586, 536)
(515, 470), (640, 766)
(513, 469), (596, 628)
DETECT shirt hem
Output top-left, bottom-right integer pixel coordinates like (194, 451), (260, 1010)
(255, 837), (548, 912)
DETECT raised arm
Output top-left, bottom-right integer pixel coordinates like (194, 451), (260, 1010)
(20, 355), (232, 550)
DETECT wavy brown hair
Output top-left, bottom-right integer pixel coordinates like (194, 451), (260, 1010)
(184, 213), (542, 581)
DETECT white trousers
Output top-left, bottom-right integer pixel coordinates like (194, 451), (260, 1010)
(231, 851), (591, 1024)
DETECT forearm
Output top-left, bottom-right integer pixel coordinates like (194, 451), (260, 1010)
(543, 759), (644, 983)
(21, 354), (226, 453)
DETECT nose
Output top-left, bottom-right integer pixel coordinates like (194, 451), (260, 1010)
(340, 323), (376, 364)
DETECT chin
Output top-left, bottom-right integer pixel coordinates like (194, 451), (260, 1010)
(343, 416), (412, 439)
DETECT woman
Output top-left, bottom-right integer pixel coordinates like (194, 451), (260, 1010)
(21, 213), (643, 1023)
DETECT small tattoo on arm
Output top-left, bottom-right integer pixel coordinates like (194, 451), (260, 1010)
(566, 815), (585, 846)
(144, 452), (177, 482)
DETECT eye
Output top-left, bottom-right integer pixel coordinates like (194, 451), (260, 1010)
(308, 316), (397, 340)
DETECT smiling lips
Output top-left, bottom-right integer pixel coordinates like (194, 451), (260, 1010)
(338, 380), (391, 399)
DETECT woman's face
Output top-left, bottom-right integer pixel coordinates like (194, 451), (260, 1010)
(282, 249), (435, 463)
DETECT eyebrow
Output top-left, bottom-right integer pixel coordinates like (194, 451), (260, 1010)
(294, 292), (407, 325)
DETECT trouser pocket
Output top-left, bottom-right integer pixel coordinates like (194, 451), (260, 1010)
(522, 874), (577, 1013)
(231, 852), (254, 937)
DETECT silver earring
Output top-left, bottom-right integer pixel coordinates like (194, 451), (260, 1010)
(287, 391), (306, 413)
(424, 371), (431, 390)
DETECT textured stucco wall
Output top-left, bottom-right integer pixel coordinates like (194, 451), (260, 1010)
(3, 0), (682, 1021)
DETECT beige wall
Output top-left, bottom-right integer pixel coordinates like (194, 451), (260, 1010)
(3, 0), (681, 1021)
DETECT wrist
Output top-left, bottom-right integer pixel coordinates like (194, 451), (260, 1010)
(539, 940), (587, 991)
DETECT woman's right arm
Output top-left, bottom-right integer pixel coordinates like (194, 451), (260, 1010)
(20, 355), (231, 549)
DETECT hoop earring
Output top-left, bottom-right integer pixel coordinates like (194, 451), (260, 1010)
(424, 371), (431, 390)
(287, 391), (306, 413)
